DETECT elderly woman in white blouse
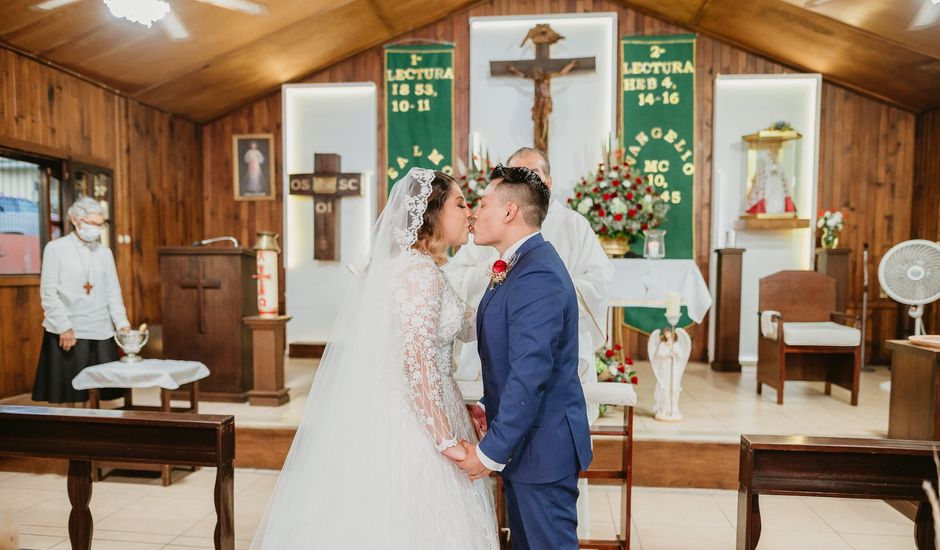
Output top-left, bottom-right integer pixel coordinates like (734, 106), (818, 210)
(32, 196), (130, 404)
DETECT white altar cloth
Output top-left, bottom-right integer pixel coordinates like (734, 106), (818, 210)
(72, 359), (209, 391)
(608, 259), (712, 322)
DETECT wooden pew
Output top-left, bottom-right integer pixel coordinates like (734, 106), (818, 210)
(0, 405), (235, 550)
(738, 434), (938, 550)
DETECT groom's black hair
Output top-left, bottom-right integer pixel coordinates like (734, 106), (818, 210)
(488, 164), (550, 227)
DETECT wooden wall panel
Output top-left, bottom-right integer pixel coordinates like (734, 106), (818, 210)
(127, 101), (203, 324)
(913, 109), (940, 336)
(202, 0), (917, 362)
(0, 50), (202, 398)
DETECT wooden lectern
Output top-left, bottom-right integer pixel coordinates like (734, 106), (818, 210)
(159, 247), (257, 402)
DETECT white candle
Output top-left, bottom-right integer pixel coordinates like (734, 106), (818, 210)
(648, 240), (660, 258)
(665, 292), (681, 318)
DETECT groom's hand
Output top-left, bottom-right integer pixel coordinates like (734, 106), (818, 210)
(466, 404), (487, 439)
(455, 440), (492, 481)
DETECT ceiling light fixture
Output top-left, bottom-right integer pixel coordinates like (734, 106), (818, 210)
(103, 0), (170, 27)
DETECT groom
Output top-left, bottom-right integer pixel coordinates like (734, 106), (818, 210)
(452, 164), (592, 549)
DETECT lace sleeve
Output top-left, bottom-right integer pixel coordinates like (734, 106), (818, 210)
(392, 257), (457, 452)
(458, 305), (476, 343)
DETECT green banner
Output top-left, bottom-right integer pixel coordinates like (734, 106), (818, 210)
(621, 35), (697, 333)
(384, 44), (455, 194)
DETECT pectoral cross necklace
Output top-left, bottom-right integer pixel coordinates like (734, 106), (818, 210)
(75, 236), (93, 295)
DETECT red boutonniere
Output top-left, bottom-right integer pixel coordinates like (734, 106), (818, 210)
(490, 259), (510, 288)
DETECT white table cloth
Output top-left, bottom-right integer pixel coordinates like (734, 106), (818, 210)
(608, 259), (712, 322)
(72, 359), (209, 391)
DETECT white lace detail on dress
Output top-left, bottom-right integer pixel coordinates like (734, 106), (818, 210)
(394, 168), (435, 251)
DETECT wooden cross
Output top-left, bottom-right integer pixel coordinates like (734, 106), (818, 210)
(83, 281), (93, 295)
(490, 24), (596, 153)
(179, 262), (221, 334)
(288, 153), (363, 261)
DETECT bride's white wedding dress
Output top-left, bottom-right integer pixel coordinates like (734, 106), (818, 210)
(250, 168), (498, 550)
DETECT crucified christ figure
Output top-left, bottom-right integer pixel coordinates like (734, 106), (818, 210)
(505, 59), (580, 153)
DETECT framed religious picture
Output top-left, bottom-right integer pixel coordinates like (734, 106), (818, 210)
(233, 134), (276, 201)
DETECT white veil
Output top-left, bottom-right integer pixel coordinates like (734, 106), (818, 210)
(250, 167), (483, 548)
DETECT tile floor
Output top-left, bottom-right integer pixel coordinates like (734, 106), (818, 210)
(0, 468), (917, 549)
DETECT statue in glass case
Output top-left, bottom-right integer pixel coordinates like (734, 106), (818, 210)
(742, 122), (801, 218)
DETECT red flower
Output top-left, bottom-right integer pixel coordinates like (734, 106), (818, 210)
(576, 192), (582, 198)
(593, 187), (600, 193)
(614, 213), (623, 221)
(599, 226), (608, 234)
(630, 376), (638, 385)
(628, 209), (637, 218)
(598, 209), (606, 217)
(646, 186), (653, 193)
(492, 260), (508, 274)
(567, 197), (572, 203)
(617, 365), (625, 373)
(612, 165), (620, 171)
(596, 176), (604, 182)
(605, 349), (615, 358)
(625, 357), (634, 365)
(636, 177), (643, 184)
(641, 223), (649, 230)
(460, 175), (467, 180)
(603, 193), (611, 201)
(612, 180), (620, 187)
(626, 192), (634, 200)
(818, 209), (825, 218)
(614, 344), (622, 351)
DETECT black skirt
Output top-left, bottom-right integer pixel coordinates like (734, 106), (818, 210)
(32, 331), (123, 403)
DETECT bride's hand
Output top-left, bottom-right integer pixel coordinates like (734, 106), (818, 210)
(442, 444), (467, 462)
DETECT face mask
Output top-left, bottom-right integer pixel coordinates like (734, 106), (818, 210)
(77, 223), (101, 242)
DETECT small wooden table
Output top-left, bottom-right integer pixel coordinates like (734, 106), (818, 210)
(73, 359), (210, 485)
(887, 339), (940, 440)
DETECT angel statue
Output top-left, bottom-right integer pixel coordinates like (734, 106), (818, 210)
(647, 326), (692, 421)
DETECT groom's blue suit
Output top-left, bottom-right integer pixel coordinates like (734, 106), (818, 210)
(476, 233), (592, 550)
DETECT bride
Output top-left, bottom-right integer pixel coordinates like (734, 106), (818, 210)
(250, 168), (498, 549)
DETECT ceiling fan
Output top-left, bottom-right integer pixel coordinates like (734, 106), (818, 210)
(803, 0), (940, 30)
(31, 0), (269, 41)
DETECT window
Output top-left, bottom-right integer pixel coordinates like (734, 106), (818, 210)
(0, 156), (53, 275)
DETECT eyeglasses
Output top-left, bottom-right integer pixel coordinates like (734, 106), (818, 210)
(80, 218), (109, 228)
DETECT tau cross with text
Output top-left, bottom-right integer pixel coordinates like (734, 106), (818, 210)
(490, 24), (596, 153)
(288, 153), (364, 261)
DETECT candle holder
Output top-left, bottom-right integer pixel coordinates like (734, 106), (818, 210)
(643, 229), (666, 259)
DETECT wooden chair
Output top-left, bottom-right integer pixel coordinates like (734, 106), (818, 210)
(459, 381), (634, 549)
(757, 270), (861, 405)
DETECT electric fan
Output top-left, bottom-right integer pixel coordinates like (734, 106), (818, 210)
(878, 239), (940, 336)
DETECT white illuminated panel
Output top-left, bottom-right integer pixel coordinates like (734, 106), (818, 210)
(282, 83), (377, 343)
(708, 74), (822, 364)
(469, 13), (617, 200)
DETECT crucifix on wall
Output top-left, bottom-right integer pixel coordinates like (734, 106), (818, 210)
(288, 153), (363, 261)
(490, 24), (596, 153)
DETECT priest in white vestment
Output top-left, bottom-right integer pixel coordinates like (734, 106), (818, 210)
(445, 147), (613, 422)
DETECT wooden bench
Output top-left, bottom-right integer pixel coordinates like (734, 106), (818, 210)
(738, 434), (938, 550)
(0, 405), (235, 550)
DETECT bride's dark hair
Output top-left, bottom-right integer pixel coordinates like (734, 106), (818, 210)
(412, 171), (458, 264)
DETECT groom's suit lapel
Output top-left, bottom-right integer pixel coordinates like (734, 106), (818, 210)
(478, 234), (545, 318)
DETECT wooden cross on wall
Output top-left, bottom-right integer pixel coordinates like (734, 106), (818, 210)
(490, 24), (596, 153)
(288, 153), (363, 261)
(179, 262), (221, 334)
